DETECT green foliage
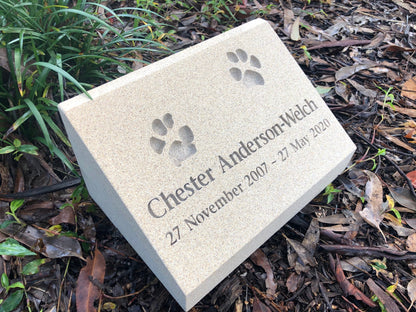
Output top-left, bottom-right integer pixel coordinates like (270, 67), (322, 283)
(22, 259), (47, 275)
(0, 289), (24, 312)
(5, 199), (24, 225)
(252, 3), (278, 16)
(390, 207), (402, 223)
(0, 0), (168, 170)
(376, 85), (395, 109)
(0, 238), (36, 256)
(1, 273), (24, 294)
(201, 0), (237, 22)
(135, 0), (238, 24)
(301, 45), (312, 61)
(370, 148), (386, 170)
(0, 138), (38, 161)
(323, 183), (341, 204)
(371, 295), (387, 312)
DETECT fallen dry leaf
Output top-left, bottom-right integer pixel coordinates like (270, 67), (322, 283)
(318, 214), (351, 224)
(359, 171), (386, 241)
(283, 8), (295, 34)
(252, 297), (272, 312)
(329, 254), (376, 307)
(0, 223), (82, 259)
(407, 233), (416, 252)
(286, 272), (302, 293)
(400, 76), (416, 100)
(284, 234), (317, 268)
(347, 78), (377, 97)
(49, 206), (76, 225)
(407, 218), (416, 230)
(366, 278), (400, 312)
(76, 248), (106, 312)
(407, 171), (416, 188)
(389, 186), (416, 212)
(407, 278), (416, 311)
(234, 298), (243, 312)
(392, 106), (416, 118)
(378, 129), (416, 153)
(385, 45), (416, 53)
(390, 223), (415, 237)
(250, 248), (277, 298)
(335, 63), (374, 81)
(340, 257), (371, 273)
(302, 219), (319, 255)
(290, 16), (301, 41)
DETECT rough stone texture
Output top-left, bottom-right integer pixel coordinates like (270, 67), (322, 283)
(59, 18), (356, 311)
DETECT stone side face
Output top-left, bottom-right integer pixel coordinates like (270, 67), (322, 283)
(59, 18), (356, 311)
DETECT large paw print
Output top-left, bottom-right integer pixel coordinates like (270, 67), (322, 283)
(227, 49), (265, 87)
(149, 113), (196, 167)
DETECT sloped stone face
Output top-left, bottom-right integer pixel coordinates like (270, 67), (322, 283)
(59, 18), (356, 311)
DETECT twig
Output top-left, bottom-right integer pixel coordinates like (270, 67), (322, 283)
(307, 39), (372, 51)
(321, 244), (416, 260)
(102, 280), (154, 300)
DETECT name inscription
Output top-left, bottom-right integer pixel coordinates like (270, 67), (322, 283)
(145, 99), (331, 246)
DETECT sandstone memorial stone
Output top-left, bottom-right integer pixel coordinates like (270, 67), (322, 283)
(58, 18), (356, 311)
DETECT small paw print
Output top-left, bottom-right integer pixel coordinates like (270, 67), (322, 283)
(150, 113), (196, 167)
(227, 49), (265, 87)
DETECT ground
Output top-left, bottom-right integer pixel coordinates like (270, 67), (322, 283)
(1, 0), (416, 311)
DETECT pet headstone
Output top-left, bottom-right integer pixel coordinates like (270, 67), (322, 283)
(59, 18), (356, 311)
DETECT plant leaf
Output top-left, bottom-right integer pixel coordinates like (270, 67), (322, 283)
(2, 110), (32, 139)
(23, 98), (52, 149)
(0, 290), (24, 312)
(32, 62), (91, 99)
(22, 259), (47, 275)
(0, 146), (15, 154)
(76, 248), (106, 312)
(10, 199), (24, 213)
(0, 220), (16, 229)
(41, 114), (71, 146)
(7, 281), (24, 290)
(0, 238), (36, 256)
(1, 273), (9, 288)
(18, 144), (38, 155)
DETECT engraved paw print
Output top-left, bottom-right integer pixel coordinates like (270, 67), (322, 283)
(227, 49), (265, 87)
(150, 113), (196, 167)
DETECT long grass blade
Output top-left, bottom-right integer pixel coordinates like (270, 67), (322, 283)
(24, 98), (52, 149)
(52, 8), (121, 37)
(56, 53), (64, 102)
(2, 110), (32, 139)
(32, 62), (91, 99)
(42, 114), (71, 147)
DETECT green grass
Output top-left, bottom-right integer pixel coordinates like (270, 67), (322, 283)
(0, 0), (169, 172)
